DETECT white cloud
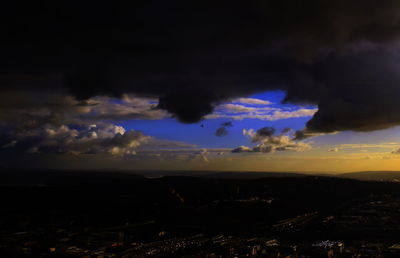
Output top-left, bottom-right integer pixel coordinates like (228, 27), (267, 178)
(269, 109), (317, 120)
(391, 148), (400, 154)
(4, 123), (199, 156)
(16, 124), (150, 155)
(206, 102), (317, 121)
(219, 104), (260, 113)
(233, 98), (272, 105)
(232, 146), (253, 153)
(232, 127), (311, 154)
(75, 94), (169, 121)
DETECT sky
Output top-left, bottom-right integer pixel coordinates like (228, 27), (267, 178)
(2, 1), (400, 173)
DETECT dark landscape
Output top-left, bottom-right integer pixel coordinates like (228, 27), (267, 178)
(2, 169), (400, 257)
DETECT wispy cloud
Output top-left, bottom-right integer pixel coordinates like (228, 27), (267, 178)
(233, 98), (272, 105)
(207, 102), (317, 121)
(328, 148), (339, 152)
(329, 143), (400, 150)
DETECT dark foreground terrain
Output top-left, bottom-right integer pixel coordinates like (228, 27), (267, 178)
(1, 169), (400, 257)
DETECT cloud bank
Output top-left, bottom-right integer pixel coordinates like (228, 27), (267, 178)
(232, 127), (311, 154)
(2, 1), (400, 133)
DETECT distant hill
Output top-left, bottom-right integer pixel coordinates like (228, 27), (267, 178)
(338, 171), (400, 182)
(199, 171), (309, 179)
(138, 170), (309, 179)
(6, 168), (400, 183)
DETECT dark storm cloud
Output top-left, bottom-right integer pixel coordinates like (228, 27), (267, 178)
(221, 122), (233, 127)
(254, 127), (276, 139)
(215, 121), (233, 137)
(3, 1), (400, 131)
(292, 128), (330, 141)
(281, 128), (292, 134)
(215, 127), (229, 137)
